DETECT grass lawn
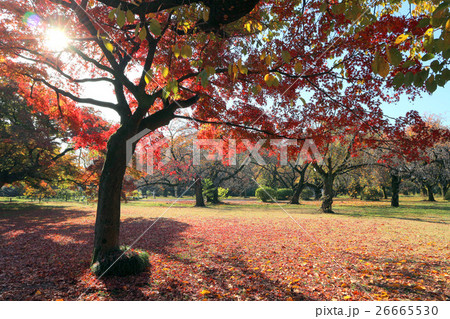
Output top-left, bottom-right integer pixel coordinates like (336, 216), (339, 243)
(0, 197), (448, 300)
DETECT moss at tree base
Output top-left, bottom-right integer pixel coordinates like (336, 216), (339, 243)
(91, 247), (150, 277)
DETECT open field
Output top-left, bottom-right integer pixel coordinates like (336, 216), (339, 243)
(0, 197), (448, 300)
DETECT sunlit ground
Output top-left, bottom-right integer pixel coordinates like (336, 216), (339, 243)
(0, 197), (448, 300)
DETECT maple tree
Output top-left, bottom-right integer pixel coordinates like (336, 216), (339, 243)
(0, 79), (77, 188)
(0, 0), (449, 274)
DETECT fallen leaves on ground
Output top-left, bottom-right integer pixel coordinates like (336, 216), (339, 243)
(0, 203), (448, 300)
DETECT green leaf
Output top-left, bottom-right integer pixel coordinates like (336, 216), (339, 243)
(117, 9), (126, 28)
(430, 60), (441, 72)
(422, 53), (435, 61)
(387, 47), (402, 66)
(168, 80), (178, 94)
(413, 69), (429, 87)
(404, 71), (414, 86)
(135, 23), (141, 37)
(294, 61), (303, 74)
(402, 60), (414, 69)
(416, 17), (430, 29)
(425, 75), (437, 93)
(443, 48), (450, 59)
(162, 87), (170, 99)
(331, 3), (345, 15)
(372, 52), (390, 77)
(108, 9), (117, 21)
(198, 70), (209, 87)
(149, 19), (162, 36)
(126, 10), (135, 24)
(281, 50), (291, 64)
(392, 72), (405, 89)
(181, 45), (192, 59)
(431, 5), (448, 27)
(436, 74), (445, 87)
(138, 27), (147, 41)
(251, 85), (262, 95)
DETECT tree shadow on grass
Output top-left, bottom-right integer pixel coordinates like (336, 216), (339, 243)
(339, 251), (449, 300)
(0, 205), (190, 300)
(0, 204), (313, 300)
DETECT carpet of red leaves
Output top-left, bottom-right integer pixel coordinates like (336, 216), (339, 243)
(0, 203), (448, 301)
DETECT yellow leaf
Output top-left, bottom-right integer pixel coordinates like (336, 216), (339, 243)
(446, 19), (450, 32)
(172, 45), (181, 58)
(244, 21), (252, 32)
(103, 40), (114, 53)
(144, 72), (152, 85)
(343, 295), (351, 300)
(161, 67), (169, 78)
(395, 34), (409, 45)
(200, 289), (211, 295)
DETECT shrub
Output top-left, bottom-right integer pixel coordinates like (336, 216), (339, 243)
(276, 188), (293, 200)
(361, 186), (383, 201)
(202, 178), (215, 202)
(300, 187), (314, 200)
(91, 246), (150, 277)
(218, 187), (229, 199)
(445, 190), (450, 201)
(255, 187), (276, 202)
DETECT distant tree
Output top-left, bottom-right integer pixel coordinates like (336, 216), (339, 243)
(0, 80), (77, 188)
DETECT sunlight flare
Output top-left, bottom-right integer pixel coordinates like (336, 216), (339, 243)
(44, 27), (69, 52)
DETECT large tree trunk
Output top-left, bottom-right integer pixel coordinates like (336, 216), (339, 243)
(426, 185), (435, 201)
(290, 183), (305, 205)
(194, 177), (205, 207)
(92, 131), (128, 264)
(210, 187), (220, 204)
(321, 175), (334, 213)
(391, 173), (401, 207)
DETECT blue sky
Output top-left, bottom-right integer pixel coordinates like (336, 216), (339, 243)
(380, 86), (449, 126)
